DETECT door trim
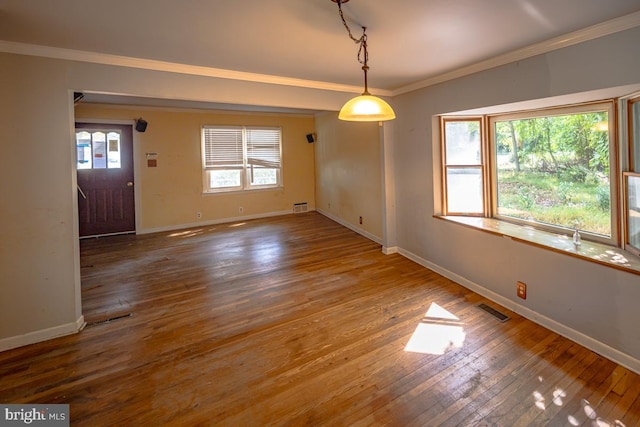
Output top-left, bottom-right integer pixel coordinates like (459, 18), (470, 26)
(75, 118), (140, 235)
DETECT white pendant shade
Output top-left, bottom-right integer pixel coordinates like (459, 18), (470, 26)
(338, 94), (396, 122)
(332, 0), (396, 122)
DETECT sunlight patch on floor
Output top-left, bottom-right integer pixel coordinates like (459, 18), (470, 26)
(534, 376), (626, 426)
(169, 229), (204, 238)
(404, 302), (466, 355)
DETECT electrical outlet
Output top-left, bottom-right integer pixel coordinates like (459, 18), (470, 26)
(239, 207), (244, 214)
(517, 281), (527, 299)
(359, 216), (363, 224)
(196, 211), (202, 219)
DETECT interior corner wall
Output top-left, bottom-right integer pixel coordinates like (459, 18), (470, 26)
(0, 54), (82, 346)
(75, 104), (316, 232)
(314, 112), (383, 241)
(391, 26), (640, 367)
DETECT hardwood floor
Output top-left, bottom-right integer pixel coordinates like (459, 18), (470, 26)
(1, 212), (639, 426)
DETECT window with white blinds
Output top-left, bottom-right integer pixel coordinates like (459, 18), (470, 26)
(202, 126), (282, 192)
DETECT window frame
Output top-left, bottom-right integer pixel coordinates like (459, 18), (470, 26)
(244, 126), (283, 190)
(623, 172), (640, 257)
(201, 125), (283, 194)
(624, 96), (640, 256)
(441, 100), (620, 247)
(76, 129), (123, 170)
(440, 117), (487, 216)
(628, 96), (640, 172)
(489, 100), (619, 246)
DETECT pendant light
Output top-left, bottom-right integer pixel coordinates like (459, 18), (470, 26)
(332, 0), (395, 121)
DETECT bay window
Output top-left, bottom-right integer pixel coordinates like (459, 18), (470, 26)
(441, 100), (620, 246)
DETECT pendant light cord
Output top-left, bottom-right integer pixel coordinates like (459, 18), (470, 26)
(336, 0), (370, 94)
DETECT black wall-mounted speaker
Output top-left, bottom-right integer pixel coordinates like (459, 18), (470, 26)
(73, 92), (84, 104)
(306, 133), (316, 143)
(135, 118), (148, 133)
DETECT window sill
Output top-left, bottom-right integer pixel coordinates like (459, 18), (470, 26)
(203, 186), (283, 195)
(435, 216), (640, 276)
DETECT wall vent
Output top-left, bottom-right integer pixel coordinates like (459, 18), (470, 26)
(86, 312), (133, 327)
(293, 202), (308, 213)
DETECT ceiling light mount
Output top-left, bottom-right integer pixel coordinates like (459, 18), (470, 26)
(331, 0), (395, 121)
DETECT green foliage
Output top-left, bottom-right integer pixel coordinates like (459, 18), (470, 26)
(495, 110), (610, 175)
(516, 187), (535, 209)
(559, 164), (589, 183)
(494, 122), (513, 154)
(497, 170), (611, 236)
(493, 109), (612, 236)
(596, 185), (610, 211)
(557, 181), (575, 203)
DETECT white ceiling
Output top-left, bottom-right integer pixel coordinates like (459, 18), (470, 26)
(2, 0), (640, 100)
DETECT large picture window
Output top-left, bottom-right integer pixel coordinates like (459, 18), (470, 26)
(491, 102), (616, 243)
(441, 100), (618, 245)
(202, 126), (282, 193)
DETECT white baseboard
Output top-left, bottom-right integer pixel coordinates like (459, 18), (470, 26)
(398, 247), (640, 375)
(382, 246), (399, 255)
(0, 315), (85, 353)
(316, 209), (383, 245)
(137, 209), (297, 235)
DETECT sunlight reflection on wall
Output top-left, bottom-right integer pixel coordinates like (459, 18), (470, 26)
(404, 302), (466, 355)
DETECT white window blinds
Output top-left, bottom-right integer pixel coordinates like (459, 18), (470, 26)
(246, 128), (281, 169)
(203, 127), (243, 169)
(201, 125), (282, 192)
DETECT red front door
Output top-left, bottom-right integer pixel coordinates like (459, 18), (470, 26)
(76, 123), (135, 237)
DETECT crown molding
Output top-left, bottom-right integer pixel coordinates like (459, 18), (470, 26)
(0, 40), (393, 97)
(392, 10), (640, 96)
(2, 10), (639, 99)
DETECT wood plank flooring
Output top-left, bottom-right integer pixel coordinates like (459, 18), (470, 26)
(1, 212), (639, 426)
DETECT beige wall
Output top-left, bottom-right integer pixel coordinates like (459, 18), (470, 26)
(75, 104), (316, 232)
(314, 112), (383, 241)
(0, 54), (83, 343)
